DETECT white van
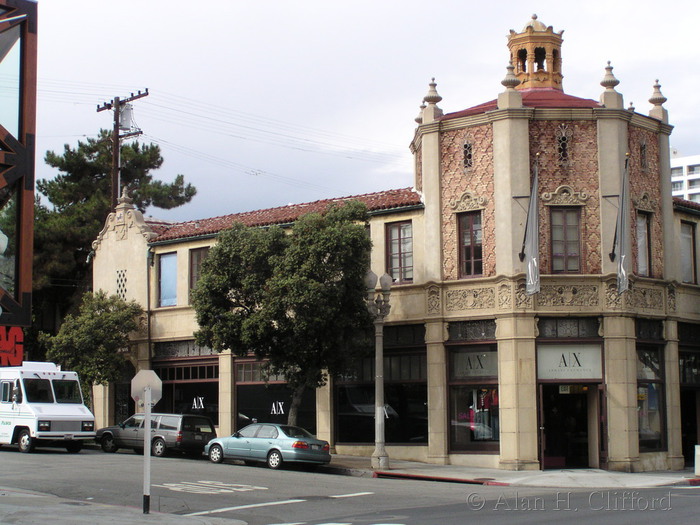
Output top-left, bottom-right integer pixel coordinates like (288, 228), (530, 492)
(0, 362), (95, 453)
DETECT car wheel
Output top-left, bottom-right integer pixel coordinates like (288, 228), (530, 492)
(152, 438), (167, 457)
(18, 429), (34, 453)
(65, 441), (83, 453)
(208, 444), (224, 463)
(266, 450), (283, 469)
(101, 434), (119, 453)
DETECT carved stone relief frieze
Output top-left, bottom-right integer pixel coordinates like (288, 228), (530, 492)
(667, 284), (676, 313)
(445, 287), (495, 311)
(628, 286), (664, 311)
(498, 283), (512, 309)
(538, 284), (599, 307)
(605, 281), (623, 309)
(633, 192), (656, 213)
(515, 283), (533, 308)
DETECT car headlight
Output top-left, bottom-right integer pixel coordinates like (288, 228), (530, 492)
(81, 421), (94, 432)
(38, 420), (51, 431)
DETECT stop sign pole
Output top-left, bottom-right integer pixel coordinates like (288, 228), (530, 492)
(131, 370), (162, 515)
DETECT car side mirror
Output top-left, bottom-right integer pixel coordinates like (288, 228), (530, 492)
(232, 431), (240, 438)
(119, 423), (125, 429)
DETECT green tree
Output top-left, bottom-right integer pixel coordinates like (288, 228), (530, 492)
(193, 200), (374, 426)
(46, 291), (144, 405)
(31, 130), (196, 350)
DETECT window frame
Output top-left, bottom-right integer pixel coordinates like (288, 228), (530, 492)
(158, 252), (178, 307)
(385, 221), (413, 284)
(681, 221), (697, 284)
(188, 246), (210, 302)
(636, 345), (667, 453)
(550, 207), (581, 274)
(458, 211), (483, 278)
(636, 211), (652, 277)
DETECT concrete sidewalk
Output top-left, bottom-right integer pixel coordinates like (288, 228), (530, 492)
(322, 454), (700, 488)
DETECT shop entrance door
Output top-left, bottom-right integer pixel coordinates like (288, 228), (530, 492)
(680, 390), (699, 467)
(540, 384), (590, 469)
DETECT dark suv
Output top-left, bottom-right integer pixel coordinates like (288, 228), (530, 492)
(96, 413), (216, 457)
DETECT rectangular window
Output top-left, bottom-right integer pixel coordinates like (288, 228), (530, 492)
(681, 221), (696, 284)
(386, 221), (413, 283)
(672, 181), (683, 192)
(463, 142), (473, 169)
(158, 252), (177, 307)
(688, 164), (700, 175)
(458, 212), (483, 277)
(550, 208), (580, 273)
(636, 212), (651, 276)
(689, 179), (700, 190)
(671, 167), (683, 177)
(637, 346), (666, 452)
(189, 247), (210, 301)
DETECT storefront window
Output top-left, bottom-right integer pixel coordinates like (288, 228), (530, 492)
(637, 346), (665, 452)
(448, 345), (498, 452)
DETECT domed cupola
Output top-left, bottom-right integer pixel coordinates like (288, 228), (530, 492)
(507, 14), (564, 91)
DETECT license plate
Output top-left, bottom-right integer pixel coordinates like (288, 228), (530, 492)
(311, 444), (320, 450)
(64, 434), (74, 440)
(195, 435), (202, 440)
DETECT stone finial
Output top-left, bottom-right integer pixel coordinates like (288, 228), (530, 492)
(627, 101), (635, 112)
(423, 78), (443, 105)
(501, 62), (521, 90)
(649, 79), (667, 106)
(600, 61), (620, 91)
(415, 102), (426, 124)
(118, 186), (133, 205)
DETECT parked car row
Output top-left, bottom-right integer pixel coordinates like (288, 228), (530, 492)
(94, 414), (331, 469)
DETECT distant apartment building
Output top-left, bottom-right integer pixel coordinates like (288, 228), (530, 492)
(671, 153), (700, 203)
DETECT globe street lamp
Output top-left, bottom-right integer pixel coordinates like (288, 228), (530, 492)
(365, 270), (392, 470)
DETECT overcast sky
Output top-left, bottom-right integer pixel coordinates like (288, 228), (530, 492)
(35, 0), (699, 223)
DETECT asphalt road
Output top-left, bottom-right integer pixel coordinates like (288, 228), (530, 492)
(1, 446), (699, 524)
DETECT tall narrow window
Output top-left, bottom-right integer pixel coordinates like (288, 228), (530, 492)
(158, 252), (177, 307)
(637, 346), (666, 452)
(550, 208), (580, 273)
(189, 247), (210, 302)
(681, 221), (697, 284)
(463, 142), (473, 169)
(636, 212), (651, 277)
(386, 221), (413, 284)
(639, 141), (648, 171)
(458, 212), (482, 277)
(556, 124), (572, 166)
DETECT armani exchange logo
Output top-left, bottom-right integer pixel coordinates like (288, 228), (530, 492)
(558, 352), (583, 368)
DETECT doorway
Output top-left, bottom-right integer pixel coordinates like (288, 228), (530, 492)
(540, 384), (591, 469)
(680, 390), (699, 467)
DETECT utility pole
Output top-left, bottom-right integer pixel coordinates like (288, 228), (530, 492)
(97, 89), (149, 210)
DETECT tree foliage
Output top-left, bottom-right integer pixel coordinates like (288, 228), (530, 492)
(193, 200), (374, 425)
(31, 131), (196, 347)
(46, 291), (143, 390)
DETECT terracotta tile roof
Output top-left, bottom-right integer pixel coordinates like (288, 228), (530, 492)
(151, 187), (423, 243)
(440, 88), (601, 121)
(674, 196), (700, 214)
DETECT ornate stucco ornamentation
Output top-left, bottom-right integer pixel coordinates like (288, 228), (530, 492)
(667, 284), (676, 312)
(539, 285), (599, 306)
(445, 287), (495, 311)
(629, 286), (664, 311)
(426, 284), (441, 314)
(541, 185), (589, 206)
(605, 281), (623, 309)
(449, 190), (487, 212)
(633, 192), (656, 213)
(515, 282), (533, 308)
(498, 283), (512, 309)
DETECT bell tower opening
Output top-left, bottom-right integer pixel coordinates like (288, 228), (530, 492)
(507, 14), (564, 91)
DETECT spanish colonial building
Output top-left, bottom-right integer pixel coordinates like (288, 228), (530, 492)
(92, 15), (700, 472)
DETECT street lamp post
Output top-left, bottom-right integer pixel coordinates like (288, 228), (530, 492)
(365, 270), (392, 470)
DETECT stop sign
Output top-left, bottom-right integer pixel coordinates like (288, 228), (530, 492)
(131, 370), (162, 404)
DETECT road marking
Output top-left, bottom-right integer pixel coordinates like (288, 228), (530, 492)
(185, 498), (306, 516)
(329, 492), (374, 498)
(153, 480), (268, 494)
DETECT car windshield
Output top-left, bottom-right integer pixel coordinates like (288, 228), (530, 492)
(52, 379), (83, 403)
(23, 378), (54, 403)
(280, 426), (313, 439)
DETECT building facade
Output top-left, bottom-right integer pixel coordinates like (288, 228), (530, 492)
(671, 154), (700, 203)
(92, 16), (700, 472)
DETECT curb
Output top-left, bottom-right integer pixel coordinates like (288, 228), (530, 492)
(371, 470), (510, 486)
